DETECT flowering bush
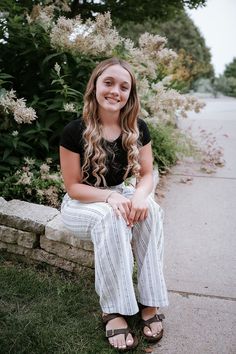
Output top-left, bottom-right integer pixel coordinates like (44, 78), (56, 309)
(0, 89), (37, 124)
(0, 1), (205, 206)
(0, 158), (65, 208)
(28, 4), (204, 123)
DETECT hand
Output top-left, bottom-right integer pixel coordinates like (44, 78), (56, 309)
(107, 192), (132, 226)
(128, 195), (149, 227)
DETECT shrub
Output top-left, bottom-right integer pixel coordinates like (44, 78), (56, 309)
(214, 75), (236, 98)
(0, 158), (65, 208)
(0, 1), (205, 205)
(148, 122), (196, 172)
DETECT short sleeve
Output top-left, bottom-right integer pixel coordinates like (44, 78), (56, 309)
(138, 118), (151, 146)
(60, 118), (85, 154)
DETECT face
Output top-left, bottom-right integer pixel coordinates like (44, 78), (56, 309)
(95, 64), (132, 116)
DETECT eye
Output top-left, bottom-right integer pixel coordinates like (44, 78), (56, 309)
(121, 86), (129, 91)
(104, 81), (112, 86)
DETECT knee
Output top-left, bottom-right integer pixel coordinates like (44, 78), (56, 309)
(147, 197), (164, 222)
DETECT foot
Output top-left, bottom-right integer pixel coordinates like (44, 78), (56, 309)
(141, 307), (163, 338)
(103, 313), (134, 350)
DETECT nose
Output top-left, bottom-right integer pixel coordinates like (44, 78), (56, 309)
(110, 84), (120, 96)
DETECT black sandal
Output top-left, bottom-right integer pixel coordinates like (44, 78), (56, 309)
(102, 313), (139, 352)
(139, 303), (165, 343)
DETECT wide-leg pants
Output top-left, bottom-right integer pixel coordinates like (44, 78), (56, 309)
(61, 183), (169, 316)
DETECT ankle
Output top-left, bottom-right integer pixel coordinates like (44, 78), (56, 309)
(142, 307), (159, 318)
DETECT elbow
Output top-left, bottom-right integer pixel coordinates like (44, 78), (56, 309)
(65, 183), (79, 200)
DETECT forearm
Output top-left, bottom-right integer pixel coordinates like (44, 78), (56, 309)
(134, 173), (153, 198)
(67, 183), (116, 203)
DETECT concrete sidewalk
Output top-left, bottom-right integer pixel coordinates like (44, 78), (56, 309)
(153, 97), (236, 354)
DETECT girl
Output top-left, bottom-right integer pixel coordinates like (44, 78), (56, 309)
(60, 57), (168, 351)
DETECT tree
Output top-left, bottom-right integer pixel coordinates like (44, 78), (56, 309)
(214, 58), (236, 98)
(71, 0), (207, 22)
(6, 0), (207, 22)
(224, 58), (236, 78)
(118, 11), (214, 91)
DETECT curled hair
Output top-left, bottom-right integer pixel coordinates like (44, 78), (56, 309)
(82, 57), (141, 186)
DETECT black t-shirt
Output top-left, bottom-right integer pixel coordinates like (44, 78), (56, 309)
(60, 117), (151, 187)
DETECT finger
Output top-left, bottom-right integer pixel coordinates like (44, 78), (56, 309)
(128, 209), (136, 227)
(112, 206), (120, 218)
(138, 210), (147, 222)
(118, 205), (130, 225)
(144, 209), (148, 219)
(133, 210), (143, 223)
(122, 201), (132, 215)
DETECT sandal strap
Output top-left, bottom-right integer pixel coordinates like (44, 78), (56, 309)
(106, 327), (130, 338)
(141, 313), (165, 329)
(102, 313), (123, 325)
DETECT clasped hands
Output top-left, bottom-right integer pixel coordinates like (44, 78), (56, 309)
(106, 191), (148, 227)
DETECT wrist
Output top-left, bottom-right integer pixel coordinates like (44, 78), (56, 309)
(133, 189), (148, 199)
(105, 191), (116, 203)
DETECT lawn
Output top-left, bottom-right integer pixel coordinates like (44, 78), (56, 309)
(0, 252), (151, 354)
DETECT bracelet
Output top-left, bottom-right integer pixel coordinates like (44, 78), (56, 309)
(105, 191), (116, 203)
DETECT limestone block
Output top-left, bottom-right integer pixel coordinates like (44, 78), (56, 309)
(0, 225), (18, 243)
(17, 233), (38, 248)
(40, 235), (94, 268)
(45, 214), (93, 251)
(1, 243), (81, 272)
(30, 249), (77, 272)
(5, 243), (32, 256)
(0, 197), (7, 209)
(0, 224), (38, 248)
(0, 199), (59, 233)
(0, 241), (7, 250)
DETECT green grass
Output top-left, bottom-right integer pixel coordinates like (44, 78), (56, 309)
(0, 252), (150, 354)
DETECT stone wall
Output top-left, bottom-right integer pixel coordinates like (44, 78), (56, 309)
(0, 170), (159, 273)
(0, 197), (94, 273)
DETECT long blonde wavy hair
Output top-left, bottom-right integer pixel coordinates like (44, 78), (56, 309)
(82, 57), (141, 186)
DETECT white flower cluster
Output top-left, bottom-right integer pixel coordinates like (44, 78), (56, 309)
(27, 6), (205, 123)
(50, 12), (121, 56)
(63, 102), (76, 112)
(0, 90), (37, 124)
(143, 81), (205, 123)
(27, 1), (70, 29)
(14, 158), (65, 208)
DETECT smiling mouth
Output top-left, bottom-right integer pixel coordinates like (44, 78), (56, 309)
(105, 97), (120, 103)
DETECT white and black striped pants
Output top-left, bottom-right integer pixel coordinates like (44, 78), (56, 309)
(61, 183), (169, 315)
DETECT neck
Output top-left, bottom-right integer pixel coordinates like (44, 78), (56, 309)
(98, 108), (120, 125)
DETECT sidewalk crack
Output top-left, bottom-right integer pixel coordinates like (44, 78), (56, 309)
(168, 289), (236, 301)
(171, 172), (236, 180)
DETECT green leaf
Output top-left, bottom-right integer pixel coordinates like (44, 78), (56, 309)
(40, 139), (49, 151)
(42, 53), (63, 68)
(2, 149), (12, 161)
(0, 73), (14, 79)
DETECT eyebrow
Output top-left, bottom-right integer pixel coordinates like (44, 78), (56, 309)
(103, 76), (130, 85)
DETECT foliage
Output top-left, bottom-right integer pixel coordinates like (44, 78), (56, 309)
(224, 57), (236, 78)
(209, 58), (236, 98)
(0, 0), (205, 205)
(7, 0), (207, 23)
(214, 75), (236, 98)
(0, 1), (90, 176)
(0, 158), (65, 208)
(117, 11), (214, 92)
(148, 122), (196, 172)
